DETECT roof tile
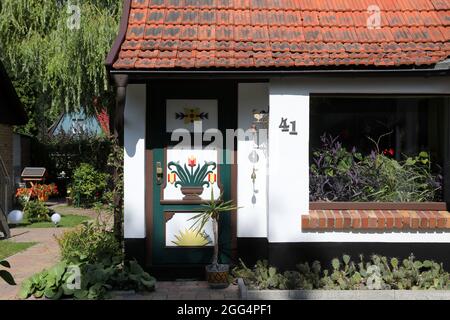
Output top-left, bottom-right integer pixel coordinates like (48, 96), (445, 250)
(113, 0), (450, 69)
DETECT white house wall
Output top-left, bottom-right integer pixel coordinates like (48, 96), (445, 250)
(237, 83), (269, 238)
(122, 77), (450, 244)
(124, 84), (146, 239)
(268, 76), (450, 244)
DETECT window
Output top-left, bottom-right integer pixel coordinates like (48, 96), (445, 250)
(309, 96), (449, 203)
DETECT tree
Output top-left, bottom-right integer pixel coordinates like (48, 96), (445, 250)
(0, 0), (124, 243)
(0, 0), (122, 137)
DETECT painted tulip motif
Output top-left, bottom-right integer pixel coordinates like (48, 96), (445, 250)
(208, 173), (217, 184)
(187, 156), (197, 167)
(167, 158), (216, 188)
(168, 172), (177, 184)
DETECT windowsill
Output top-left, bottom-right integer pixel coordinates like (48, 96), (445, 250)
(303, 202), (450, 231)
(309, 201), (447, 211)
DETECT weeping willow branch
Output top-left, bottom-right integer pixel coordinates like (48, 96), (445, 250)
(0, 0), (121, 135)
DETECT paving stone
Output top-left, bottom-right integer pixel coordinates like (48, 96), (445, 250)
(150, 293), (169, 300)
(0, 228), (66, 300)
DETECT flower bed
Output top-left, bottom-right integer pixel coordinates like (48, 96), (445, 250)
(310, 135), (442, 203)
(238, 279), (450, 300)
(232, 254), (450, 299)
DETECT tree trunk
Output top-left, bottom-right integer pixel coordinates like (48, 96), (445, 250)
(0, 208), (10, 239)
(212, 217), (219, 265)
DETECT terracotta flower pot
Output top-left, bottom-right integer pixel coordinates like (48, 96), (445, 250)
(180, 186), (204, 200)
(206, 264), (229, 289)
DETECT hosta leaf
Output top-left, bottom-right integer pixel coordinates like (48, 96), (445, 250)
(129, 261), (144, 275)
(34, 290), (44, 298)
(18, 283), (31, 299)
(44, 287), (56, 299)
(74, 289), (88, 300)
(62, 283), (75, 296)
(141, 278), (156, 290)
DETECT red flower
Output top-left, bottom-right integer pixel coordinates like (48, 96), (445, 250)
(95, 108), (110, 136)
(383, 148), (395, 156)
(187, 156), (197, 167)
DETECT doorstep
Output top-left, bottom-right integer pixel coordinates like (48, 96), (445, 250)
(110, 281), (240, 300)
(302, 210), (450, 231)
(237, 279), (450, 300)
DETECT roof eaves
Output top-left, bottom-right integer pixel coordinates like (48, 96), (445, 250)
(105, 0), (132, 71)
(110, 66), (450, 80)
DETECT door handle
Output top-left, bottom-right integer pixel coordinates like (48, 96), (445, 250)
(156, 162), (163, 185)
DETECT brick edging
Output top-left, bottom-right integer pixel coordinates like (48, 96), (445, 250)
(302, 210), (450, 231)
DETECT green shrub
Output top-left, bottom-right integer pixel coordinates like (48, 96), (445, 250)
(71, 163), (109, 207)
(20, 219), (156, 300)
(25, 200), (51, 223)
(19, 260), (156, 300)
(57, 221), (121, 264)
(233, 254), (450, 290)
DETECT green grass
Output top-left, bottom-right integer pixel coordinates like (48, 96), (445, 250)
(0, 241), (35, 260)
(10, 214), (91, 229)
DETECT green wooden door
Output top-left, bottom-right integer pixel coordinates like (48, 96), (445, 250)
(147, 81), (237, 267)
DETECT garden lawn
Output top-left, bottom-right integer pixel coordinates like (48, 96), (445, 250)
(0, 240), (35, 260)
(50, 204), (101, 219)
(10, 214), (91, 228)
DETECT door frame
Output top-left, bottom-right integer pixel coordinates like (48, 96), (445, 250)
(144, 80), (238, 268)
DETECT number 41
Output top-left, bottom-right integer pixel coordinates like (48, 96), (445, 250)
(279, 118), (298, 135)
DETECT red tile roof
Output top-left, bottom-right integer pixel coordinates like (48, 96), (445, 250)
(111, 0), (450, 70)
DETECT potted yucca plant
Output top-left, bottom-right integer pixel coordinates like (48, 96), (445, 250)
(189, 190), (239, 289)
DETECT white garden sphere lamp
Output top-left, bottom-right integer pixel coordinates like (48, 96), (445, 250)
(51, 213), (61, 226)
(8, 210), (23, 224)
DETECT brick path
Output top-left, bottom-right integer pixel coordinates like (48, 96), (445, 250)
(112, 281), (240, 300)
(0, 228), (66, 300)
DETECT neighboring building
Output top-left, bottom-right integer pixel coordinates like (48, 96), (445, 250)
(106, 0), (450, 277)
(48, 110), (105, 137)
(0, 59), (27, 233)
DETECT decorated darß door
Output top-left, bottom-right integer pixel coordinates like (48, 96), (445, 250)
(146, 81), (237, 273)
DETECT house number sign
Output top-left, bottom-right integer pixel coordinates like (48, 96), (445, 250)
(279, 118), (298, 135)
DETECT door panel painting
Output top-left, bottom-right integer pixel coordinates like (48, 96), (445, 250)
(165, 211), (215, 248)
(162, 149), (222, 203)
(166, 99), (218, 132)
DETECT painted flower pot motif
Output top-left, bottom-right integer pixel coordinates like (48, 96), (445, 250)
(168, 156), (217, 201)
(180, 186), (204, 200)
